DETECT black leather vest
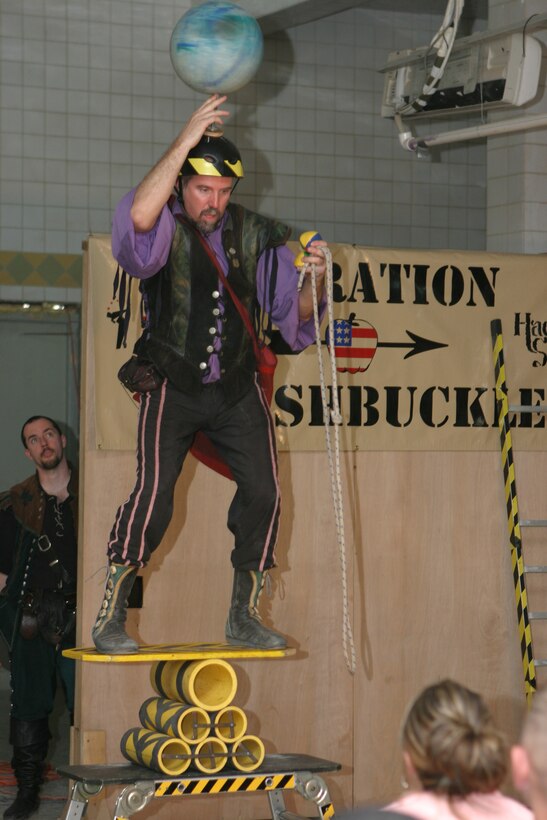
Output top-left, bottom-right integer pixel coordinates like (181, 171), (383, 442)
(138, 203), (290, 404)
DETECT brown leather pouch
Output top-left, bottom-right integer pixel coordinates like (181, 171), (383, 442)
(19, 593), (39, 640)
(118, 356), (163, 393)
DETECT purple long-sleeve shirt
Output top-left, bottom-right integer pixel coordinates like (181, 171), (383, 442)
(111, 190), (324, 381)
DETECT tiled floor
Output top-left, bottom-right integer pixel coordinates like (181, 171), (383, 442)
(0, 667), (72, 819)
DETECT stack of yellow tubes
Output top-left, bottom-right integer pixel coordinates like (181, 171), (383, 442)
(120, 658), (265, 775)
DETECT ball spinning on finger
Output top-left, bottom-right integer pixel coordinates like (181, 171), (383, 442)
(170, 1), (264, 94)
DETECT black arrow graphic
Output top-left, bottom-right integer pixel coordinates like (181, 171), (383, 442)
(377, 330), (448, 360)
(269, 328), (448, 359)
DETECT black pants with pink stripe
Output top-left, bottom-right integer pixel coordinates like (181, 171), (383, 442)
(107, 378), (280, 572)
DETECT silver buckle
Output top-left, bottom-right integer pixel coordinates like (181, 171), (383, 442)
(37, 535), (52, 552)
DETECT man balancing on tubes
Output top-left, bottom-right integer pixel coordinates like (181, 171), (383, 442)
(92, 94), (329, 654)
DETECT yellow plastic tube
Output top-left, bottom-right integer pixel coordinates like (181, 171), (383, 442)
(151, 659), (237, 711)
(139, 696), (211, 744)
(212, 705), (248, 742)
(230, 735), (265, 772)
(192, 737), (229, 774)
(120, 727), (191, 775)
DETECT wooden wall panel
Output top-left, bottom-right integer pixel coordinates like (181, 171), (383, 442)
(352, 450), (536, 808)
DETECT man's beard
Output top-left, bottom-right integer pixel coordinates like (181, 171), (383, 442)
(191, 209), (221, 235)
(39, 451), (62, 470)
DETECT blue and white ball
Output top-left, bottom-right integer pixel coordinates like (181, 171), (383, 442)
(170, 1), (264, 94)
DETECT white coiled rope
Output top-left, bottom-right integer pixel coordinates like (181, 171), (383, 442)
(298, 252), (356, 674)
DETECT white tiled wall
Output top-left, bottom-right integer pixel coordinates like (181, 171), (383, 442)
(0, 0), (491, 292)
(486, 0), (547, 253)
(0, 283), (82, 305)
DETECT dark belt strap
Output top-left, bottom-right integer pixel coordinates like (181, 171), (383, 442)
(35, 534), (72, 586)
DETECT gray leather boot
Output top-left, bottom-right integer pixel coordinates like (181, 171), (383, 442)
(92, 563), (139, 654)
(225, 570), (287, 649)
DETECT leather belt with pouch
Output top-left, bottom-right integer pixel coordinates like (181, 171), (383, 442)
(18, 534), (77, 645)
(19, 589), (76, 645)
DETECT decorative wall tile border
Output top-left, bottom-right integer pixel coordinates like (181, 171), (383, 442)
(0, 252), (82, 287)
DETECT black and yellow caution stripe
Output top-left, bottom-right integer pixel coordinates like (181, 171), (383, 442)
(491, 319), (536, 703)
(154, 772), (296, 796)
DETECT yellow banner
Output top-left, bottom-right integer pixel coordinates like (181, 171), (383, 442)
(88, 235), (547, 452)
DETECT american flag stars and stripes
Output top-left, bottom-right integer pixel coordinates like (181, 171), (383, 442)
(329, 318), (378, 373)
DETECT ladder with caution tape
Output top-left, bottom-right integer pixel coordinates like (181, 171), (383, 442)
(491, 318), (547, 703)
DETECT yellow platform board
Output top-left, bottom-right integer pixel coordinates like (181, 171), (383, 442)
(63, 642), (296, 663)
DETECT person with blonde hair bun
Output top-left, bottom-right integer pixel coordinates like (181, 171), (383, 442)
(385, 679), (532, 819)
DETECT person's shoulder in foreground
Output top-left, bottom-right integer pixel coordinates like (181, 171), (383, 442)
(512, 685), (547, 820)
(388, 789), (533, 819)
(339, 808), (414, 819)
